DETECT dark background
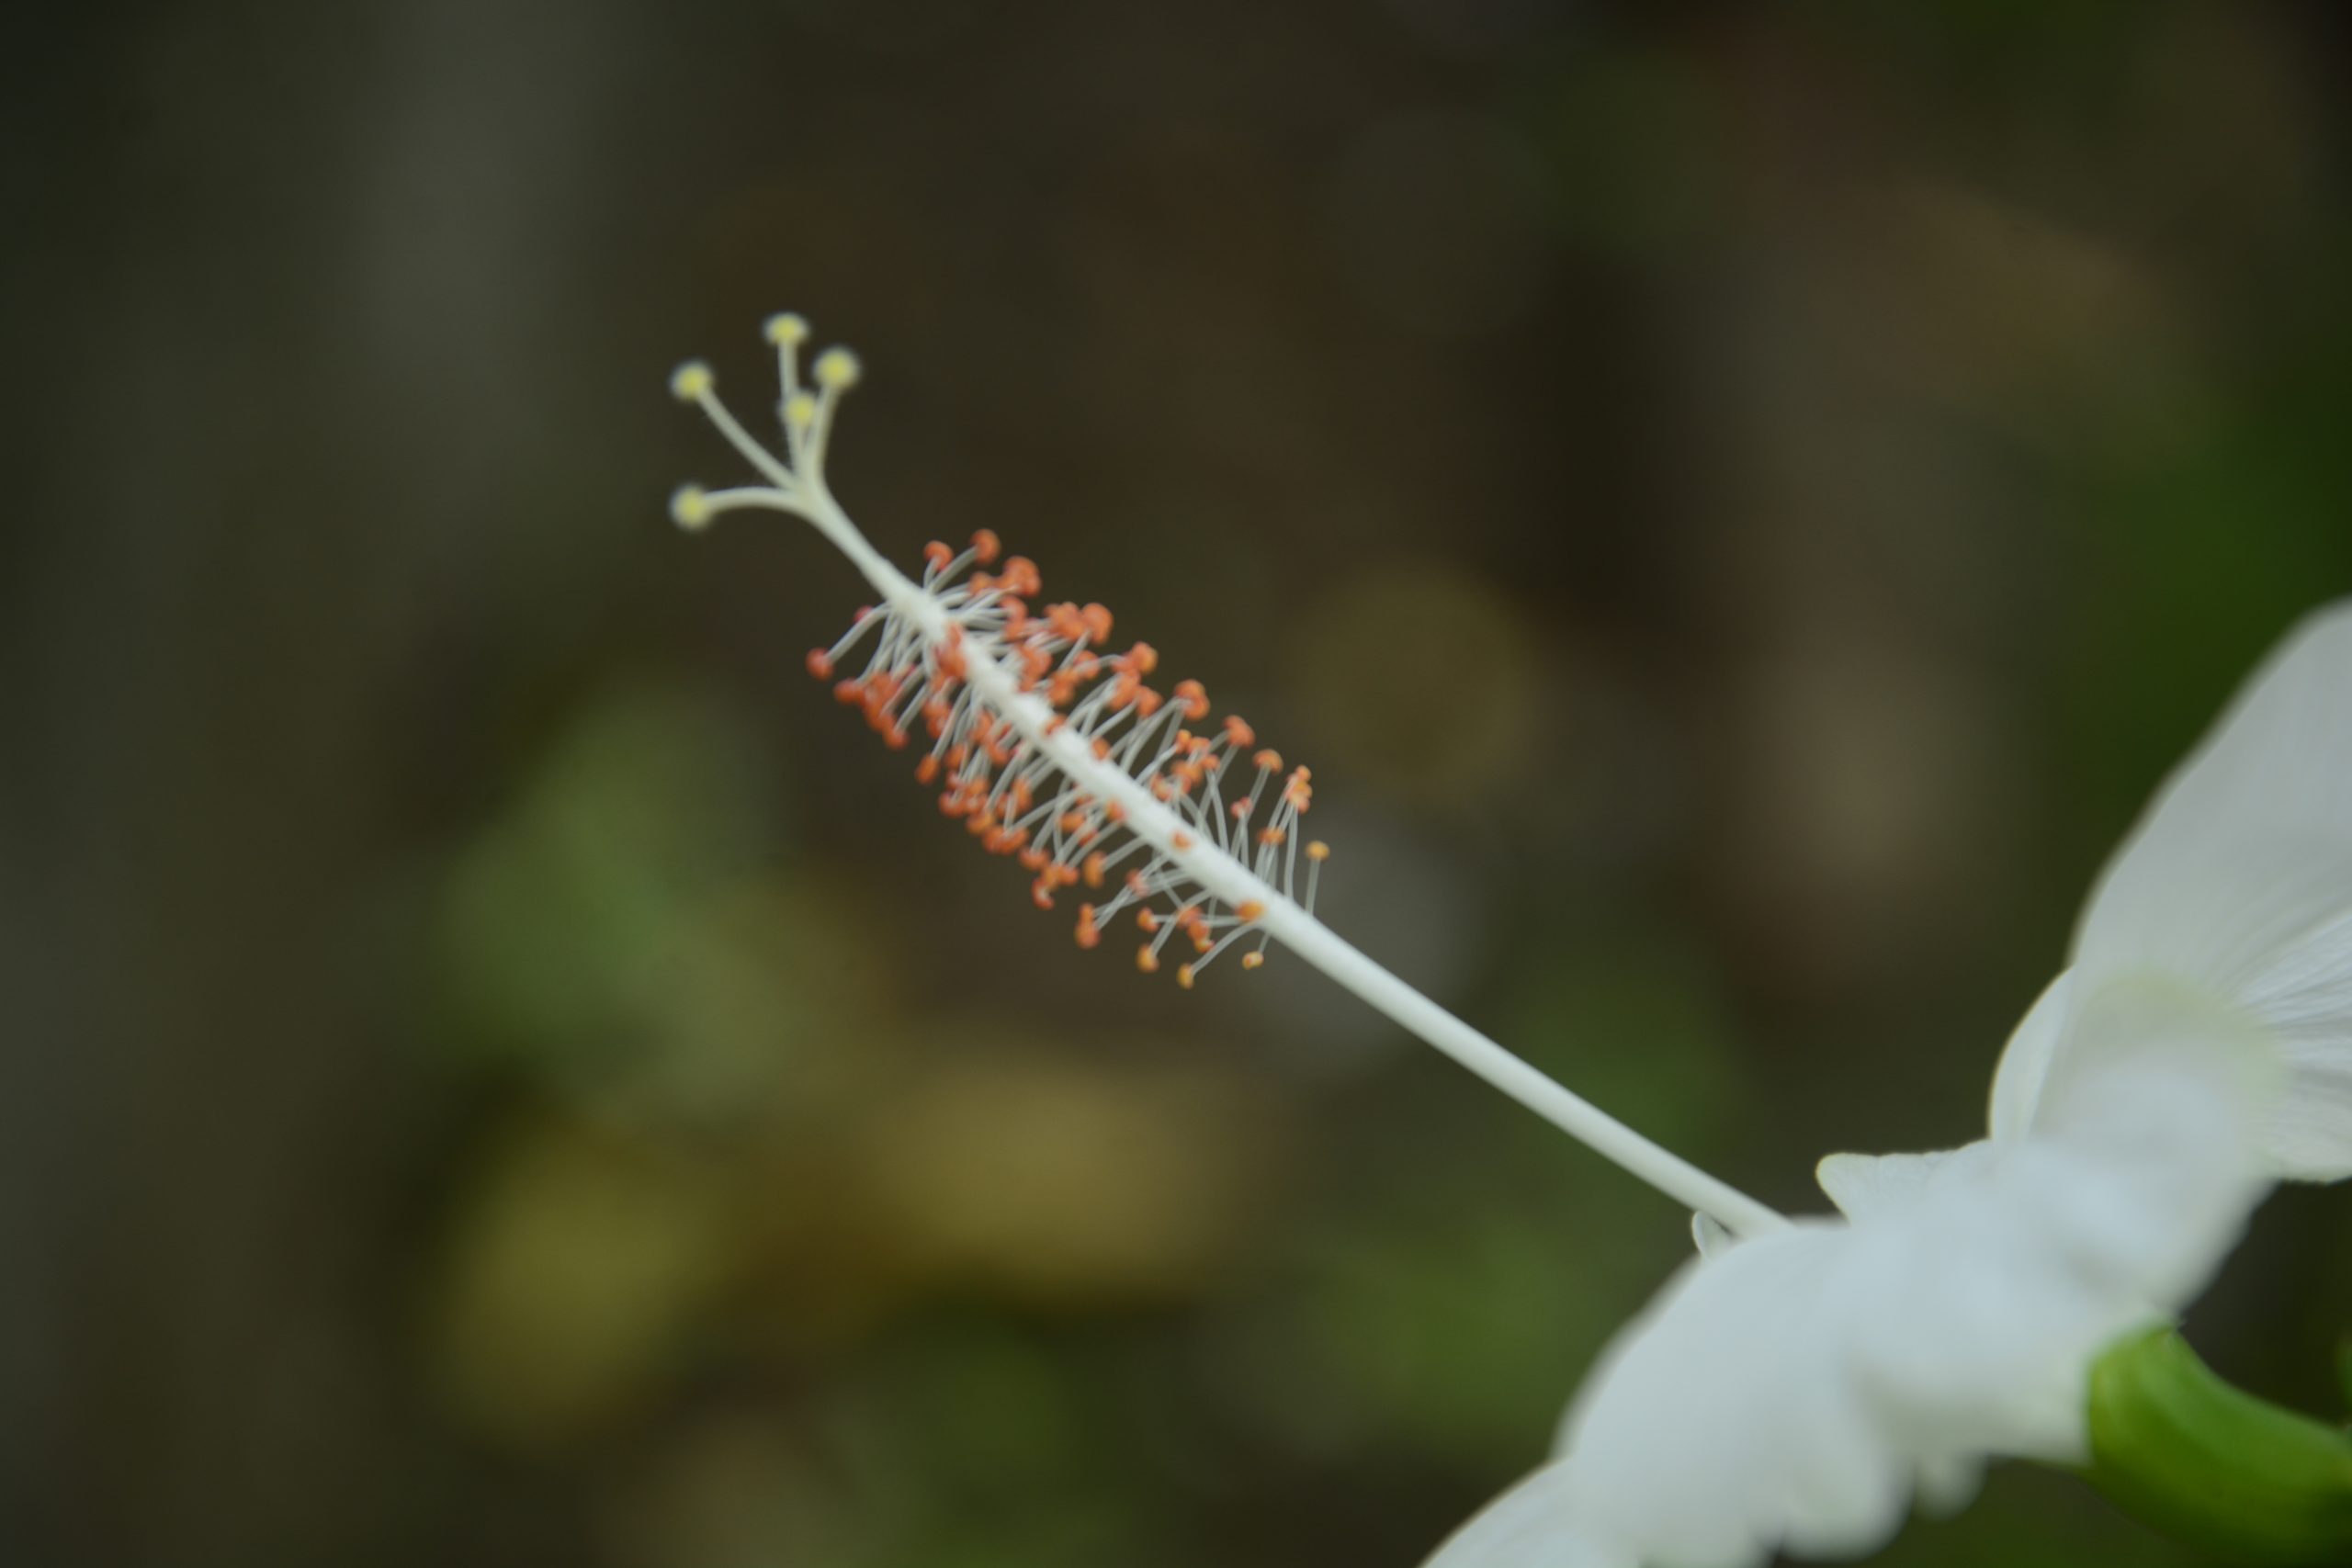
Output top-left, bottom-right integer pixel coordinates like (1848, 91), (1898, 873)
(6, 3), (2351, 1565)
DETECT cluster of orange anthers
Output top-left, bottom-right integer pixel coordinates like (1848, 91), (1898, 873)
(805, 530), (1329, 987)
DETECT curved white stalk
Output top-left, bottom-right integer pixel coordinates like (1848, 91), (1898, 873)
(671, 333), (1788, 1240)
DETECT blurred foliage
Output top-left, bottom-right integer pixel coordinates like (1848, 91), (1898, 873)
(9, 3), (2350, 1567)
(437, 680), (844, 1117)
(1288, 559), (1536, 809)
(433, 1118), (732, 1447)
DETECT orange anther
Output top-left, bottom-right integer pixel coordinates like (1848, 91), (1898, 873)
(1306, 840), (1330, 862)
(1137, 909), (1159, 933)
(1257, 828), (1285, 846)
(1223, 715), (1254, 748)
(1091, 738), (1114, 761)
(1231, 801), (1250, 820)
(1001, 557), (1042, 597)
(1020, 846), (1048, 871)
(1170, 830), (1193, 851)
(1032, 878), (1056, 910)
(915, 754), (940, 784)
(1172, 679), (1209, 720)
(1075, 907), (1100, 949)
(1193, 933), (1212, 954)
(924, 541), (953, 571)
(1125, 870), (1148, 897)
(1061, 810), (1087, 835)
(1082, 852), (1106, 888)
(1128, 641), (1159, 675)
(1176, 964), (1194, 989)
(1133, 687), (1163, 718)
(936, 643), (967, 681)
(806, 649), (834, 679)
(1240, 951), (1264, 970)
(1235, 900), (1265, 921)
(1252, 749), (1283, 772)
(1104, 801), (1127, 824)
(971, 528), (1001, 564)
(1081, 604), (1113, 643)
(1136, 945), (1159, 974)
(883, 727), (909, 750)
(835, 680), (865, 705)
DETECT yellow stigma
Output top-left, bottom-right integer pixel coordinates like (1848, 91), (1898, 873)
(669, 483), (712, 531)
(785, 391), (818, 429)
(813, 347), (862, 390)
(1306, 840), (1329, 862)
(669, 359), (714, 402)
(1240, 951), (1264, 970)
(763, 311), (810, 347)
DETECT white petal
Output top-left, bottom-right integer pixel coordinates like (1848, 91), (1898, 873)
(1690, 1211), (1733, 1258)
(1422, 1461), (1620, 1568)
(1986, 969), (2073, 1141)
(2068, 601), (2352, 1180)
(1815, 1146), (1976, 1222)
(2230, 907), (2352, 1179)
(2017, 978), (2276, 1304)
(1424, 976), (2271, 1568)
(1912, 1450), (1982, 1517)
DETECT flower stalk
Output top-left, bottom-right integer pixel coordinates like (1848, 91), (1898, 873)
(2085, 1326), (2352, 1566)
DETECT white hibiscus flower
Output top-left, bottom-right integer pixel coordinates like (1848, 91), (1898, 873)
(670, 319), (2345, 1568)
(1428, 604), (2352, 1568)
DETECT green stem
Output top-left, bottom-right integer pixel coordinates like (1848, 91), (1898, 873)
(2083, 1326), (2352, 1566)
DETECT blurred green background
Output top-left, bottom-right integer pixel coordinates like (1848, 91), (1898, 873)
(7, 2), (2352, 1565)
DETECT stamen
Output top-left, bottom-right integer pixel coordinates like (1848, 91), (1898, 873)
(752, 515), (1323, 980)
(665, 310), (1791, 1241)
